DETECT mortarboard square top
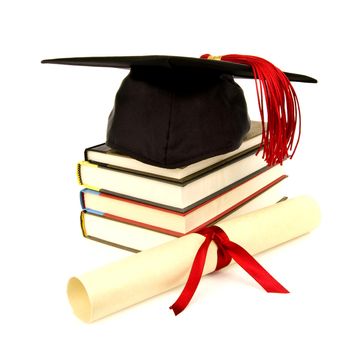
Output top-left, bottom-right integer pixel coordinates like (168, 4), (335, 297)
(42, 54), (317, 168)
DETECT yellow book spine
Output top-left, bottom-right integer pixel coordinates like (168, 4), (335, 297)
(80, 211), (87, 237)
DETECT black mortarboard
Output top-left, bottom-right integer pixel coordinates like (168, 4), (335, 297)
(42, 54), (317, 168)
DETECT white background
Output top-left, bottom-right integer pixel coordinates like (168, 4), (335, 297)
(1, 0), (347, 349)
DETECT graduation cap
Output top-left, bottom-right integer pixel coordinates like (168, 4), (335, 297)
(42, 54), (317, 168)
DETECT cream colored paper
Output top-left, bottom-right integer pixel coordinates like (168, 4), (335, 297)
(67, 196), (320, 322)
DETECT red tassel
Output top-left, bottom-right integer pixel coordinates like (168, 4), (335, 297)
(201, 54), (301, 166)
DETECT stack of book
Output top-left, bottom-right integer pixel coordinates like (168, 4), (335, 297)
(77, 121), (287, 252)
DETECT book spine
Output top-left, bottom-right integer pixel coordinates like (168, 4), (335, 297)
(80, 211), (87, 237)
(76, 161), (84, 185)
(84, 147), (88, 162)
(80, 190), (86, 209)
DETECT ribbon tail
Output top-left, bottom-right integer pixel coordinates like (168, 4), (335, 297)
(170, 236), (212, 315)
(225, 241), (289, 293)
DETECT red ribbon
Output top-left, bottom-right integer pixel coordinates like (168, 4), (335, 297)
(170, 226), (289, 315)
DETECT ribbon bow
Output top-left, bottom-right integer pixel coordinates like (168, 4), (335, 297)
(170, 226), (289, 315)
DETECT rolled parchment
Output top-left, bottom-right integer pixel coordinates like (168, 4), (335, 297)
(67, 196), (320, 322)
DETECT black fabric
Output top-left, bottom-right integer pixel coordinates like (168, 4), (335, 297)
(106, 67), (250, 168)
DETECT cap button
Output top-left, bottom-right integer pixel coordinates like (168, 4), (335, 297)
(207, 55), (222, 61)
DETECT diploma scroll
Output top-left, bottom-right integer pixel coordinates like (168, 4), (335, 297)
(67, 196), (320, 322)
